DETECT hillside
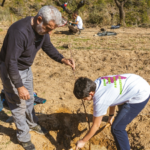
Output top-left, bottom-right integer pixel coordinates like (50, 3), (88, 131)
(0, 0), (150, 27)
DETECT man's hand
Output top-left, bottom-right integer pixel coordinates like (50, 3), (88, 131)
(69, 21), (72, 23)
(108, 116), (114, 125)
(76, 140), (86, 150)
(61, 58), (75, 70)
(17, 86), (30, 100)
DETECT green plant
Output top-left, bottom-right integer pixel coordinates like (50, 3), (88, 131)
(141, 10), (149, 23)
(6, 141), (11, 145)
(6, 111), (12, 114)
(73, 38), (90, 42)
(126, 12), (138, 25)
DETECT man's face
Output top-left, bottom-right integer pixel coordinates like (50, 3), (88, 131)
(35, 17), (57, 35)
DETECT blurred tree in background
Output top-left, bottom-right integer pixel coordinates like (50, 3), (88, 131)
(114, 0), (128, 26)
(1, 0), (5, 7)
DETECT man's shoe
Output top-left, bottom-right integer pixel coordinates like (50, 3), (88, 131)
(30, 125), (48, 135)
(20, 141), (36, 150)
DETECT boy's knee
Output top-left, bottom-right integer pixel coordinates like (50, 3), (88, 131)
(111, 124), (124, 136)
(111, 124), (118, 135)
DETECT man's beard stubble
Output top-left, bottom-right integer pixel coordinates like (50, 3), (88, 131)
(35, 22), (46, 35)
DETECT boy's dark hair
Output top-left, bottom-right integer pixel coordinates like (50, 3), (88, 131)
(73, 77), (96, 99)
(73, 10), (78, 15)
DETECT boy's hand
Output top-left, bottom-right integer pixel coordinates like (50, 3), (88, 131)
(108, 116), (114, 125)
(76, 140), (86, 150)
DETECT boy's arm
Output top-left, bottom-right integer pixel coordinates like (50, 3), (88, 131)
(108, 106), (116, 124)
(83, 116), (102, 142)
(69, 21), (79, 25)
(73, 21), (79, 25)
(109, 106), (115, 115)
(76, 116), (103, 150)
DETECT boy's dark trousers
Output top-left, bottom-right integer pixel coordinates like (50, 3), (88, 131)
(0, 62), (38, 142)
(111, 95), (150, 150)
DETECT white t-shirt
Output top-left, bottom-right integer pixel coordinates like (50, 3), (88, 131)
(75, 16), (83, 29)
(93, 74), (150, 117)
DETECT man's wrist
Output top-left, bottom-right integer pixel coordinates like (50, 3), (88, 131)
(61, 58), (64, 63)
(17, 86), (24, 91)
(109, 114), (114, 117)
(61, 58), (66, 63)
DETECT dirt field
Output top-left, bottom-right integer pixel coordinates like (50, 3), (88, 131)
(1, 26), (150, 150)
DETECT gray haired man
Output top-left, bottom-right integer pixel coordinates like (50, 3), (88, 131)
(0, 5), (75, 150)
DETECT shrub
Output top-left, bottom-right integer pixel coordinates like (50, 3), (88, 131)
(0, 8), (11, 22)
(87, 13), (104, 24)
(126, 12), (138, 25)
(141, 10), (149, 23)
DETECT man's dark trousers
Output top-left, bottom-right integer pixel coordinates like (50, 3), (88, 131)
(0, 62), (38, 142)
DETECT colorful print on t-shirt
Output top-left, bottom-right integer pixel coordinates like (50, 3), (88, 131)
(101, 75), (127, 94)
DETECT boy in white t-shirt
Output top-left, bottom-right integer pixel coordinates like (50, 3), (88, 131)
(73, 74), (150, 150)
(68, 11), (83, 33)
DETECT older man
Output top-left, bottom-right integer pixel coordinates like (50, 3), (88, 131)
(0, 5), (75, 150)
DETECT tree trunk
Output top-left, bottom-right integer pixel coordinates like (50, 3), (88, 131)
(1, 0), (6, 7)
(110, 13), (114, 25)
(114, 0), (127, 26)
(119, 3), (126, 26)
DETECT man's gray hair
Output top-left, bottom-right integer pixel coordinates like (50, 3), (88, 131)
(37, 5), (62, 26)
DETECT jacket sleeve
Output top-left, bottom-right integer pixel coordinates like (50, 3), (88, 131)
(42, 34), (64, 63)
(4, 29), (25, 88)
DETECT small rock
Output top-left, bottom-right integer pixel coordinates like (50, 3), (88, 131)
(39, 53), (43, 56)
(101, 28), (106, 32)
(62, 44), (71, 49)
(93, 34), (98, 37)
(59, 96), (64, 100)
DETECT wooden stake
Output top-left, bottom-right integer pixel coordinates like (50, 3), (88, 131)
(81, 99), (91, 150)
